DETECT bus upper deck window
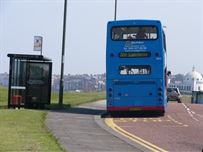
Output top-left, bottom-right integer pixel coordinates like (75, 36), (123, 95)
(112, 26), (158, 40)
(135, 29), (148, 39)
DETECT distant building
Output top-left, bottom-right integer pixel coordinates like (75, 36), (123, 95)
(51, 74), (106, 92)
(168, 66), (203, 94)
(0, 73), (9, 86)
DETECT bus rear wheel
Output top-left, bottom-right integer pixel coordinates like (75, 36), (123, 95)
(158, 111), (165, 116)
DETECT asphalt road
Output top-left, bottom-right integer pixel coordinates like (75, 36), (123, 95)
(109, 102), (203, 152)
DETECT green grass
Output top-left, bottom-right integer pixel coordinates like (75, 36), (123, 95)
(182, 94), (192, 103)
(0, 110), (65, 152)
(0, 86), (106, 109)
(0, 86), (106, 151)
(168, 94), (192, 103)
(48, 91), (106, 110)
(0, 86), (8, 109)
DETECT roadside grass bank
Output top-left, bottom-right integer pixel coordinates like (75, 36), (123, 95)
(48, 91), (106, 110)
(0, 86), (106, 151)
(0, 87), (106, 110)
(182, 94), (192, 103)
(0, 110), (65, 151)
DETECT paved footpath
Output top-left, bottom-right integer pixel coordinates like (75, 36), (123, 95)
(46, 100), (149, 152)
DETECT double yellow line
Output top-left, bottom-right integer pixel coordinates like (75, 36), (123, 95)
(105, 118), (168, 152)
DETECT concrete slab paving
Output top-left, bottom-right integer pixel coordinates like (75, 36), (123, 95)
(46, 100), (148, 152)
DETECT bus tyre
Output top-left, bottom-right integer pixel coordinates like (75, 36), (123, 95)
(158, 111), (165, 116)
(109, 112), (117, 117)
(160, 113), (165, 116)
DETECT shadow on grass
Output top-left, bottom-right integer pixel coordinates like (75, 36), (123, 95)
(1, 103), (105, 117)
(1, 103), (164, 119)
(0, 105), (7, 109)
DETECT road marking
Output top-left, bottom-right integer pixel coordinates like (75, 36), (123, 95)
(167, 115), (188, 127)
(113, 116), (188, 127)
(162, 125), (186, 127)
(105, 118), (168, 152)
(182, 103), (200, 121)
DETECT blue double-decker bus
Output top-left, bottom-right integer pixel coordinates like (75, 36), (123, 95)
(106, 19), (171, 116)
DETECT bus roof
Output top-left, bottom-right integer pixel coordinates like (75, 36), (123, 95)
(108, 19), (162, 26)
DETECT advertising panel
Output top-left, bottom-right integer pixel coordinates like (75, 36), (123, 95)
(26, 62), (51, 104)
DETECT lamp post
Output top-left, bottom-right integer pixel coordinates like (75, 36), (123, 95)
(59, 0), (68, 106)
(114, 0), (117, 20)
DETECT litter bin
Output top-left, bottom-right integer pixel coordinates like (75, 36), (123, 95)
(12, 95), (22, 105)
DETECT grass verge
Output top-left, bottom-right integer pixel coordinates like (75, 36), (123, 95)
(0, 86), (106, 151)
(0, 110), (65, 152)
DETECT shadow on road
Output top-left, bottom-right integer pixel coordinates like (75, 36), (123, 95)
(47, 106), (105, 116)
(105, 111), (161, 118)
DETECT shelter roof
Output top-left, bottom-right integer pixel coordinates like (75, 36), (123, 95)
(7, 54), (52, 61)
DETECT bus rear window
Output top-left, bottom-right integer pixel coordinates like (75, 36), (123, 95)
(112, 26), (158, 40)
(119, 65), (151, 75)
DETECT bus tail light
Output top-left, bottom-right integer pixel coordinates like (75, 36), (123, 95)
(110, 53), (115, 57)
(108, 88), (113, 92)
(158, 87), (162, 91)
(109, 93), (113, 97)
(158, 98), (162, 101)
(158, 98), (162, 104)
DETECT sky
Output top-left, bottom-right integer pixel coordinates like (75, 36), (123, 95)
(0, 0), (202, 75)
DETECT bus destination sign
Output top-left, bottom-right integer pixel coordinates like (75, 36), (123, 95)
(119, 52), (151, 58)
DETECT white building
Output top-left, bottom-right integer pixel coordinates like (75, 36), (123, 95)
(168, 67), (203, 94)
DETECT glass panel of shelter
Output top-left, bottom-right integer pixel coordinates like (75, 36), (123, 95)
(10, 58), (27, 106)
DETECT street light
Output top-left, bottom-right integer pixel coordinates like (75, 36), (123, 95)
(59, 0), (68, 106)
(114, 0), (117, 20)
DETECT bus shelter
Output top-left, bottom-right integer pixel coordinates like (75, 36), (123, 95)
(7, 54), (52, 109)
(191, 91), (203, 104)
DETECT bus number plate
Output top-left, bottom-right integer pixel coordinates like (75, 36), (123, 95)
(130, 107), (142, 111)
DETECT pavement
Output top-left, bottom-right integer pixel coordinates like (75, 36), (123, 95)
(46, 100), (149, 152)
